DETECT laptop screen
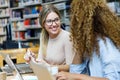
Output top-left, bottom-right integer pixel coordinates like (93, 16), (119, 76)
(3, 54), (24, 80)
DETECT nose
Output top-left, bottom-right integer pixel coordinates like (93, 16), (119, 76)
(52, 21), (57, 26)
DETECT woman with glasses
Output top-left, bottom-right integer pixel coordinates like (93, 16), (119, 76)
(24, 4), (75, 72)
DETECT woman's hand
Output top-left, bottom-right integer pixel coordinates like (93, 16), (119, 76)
(56, 71), (74, 80)
(24, 49), (36, 63)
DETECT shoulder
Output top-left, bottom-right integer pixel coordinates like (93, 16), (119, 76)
(98, 37), (116, 49)
(61, 29), (70, 38)
(98, 37), (120, 62)
(60, 30), (72, 45)
(97, 37), (120, 80)
(62, 29), (70, 35)
(98, 37), (116, 52)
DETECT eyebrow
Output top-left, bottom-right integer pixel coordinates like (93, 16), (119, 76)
(46, 17), (59, 20)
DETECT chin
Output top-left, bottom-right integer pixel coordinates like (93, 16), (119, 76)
(51, 28), (61, 34)
(51, 32), (58, 34)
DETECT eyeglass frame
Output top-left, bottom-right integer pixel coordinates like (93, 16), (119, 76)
(45, 17), (60, 26)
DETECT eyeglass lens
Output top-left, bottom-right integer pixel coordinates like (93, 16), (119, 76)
(45, 17), (60, 26)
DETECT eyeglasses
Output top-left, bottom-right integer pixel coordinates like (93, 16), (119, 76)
(45, 17), (60, 26)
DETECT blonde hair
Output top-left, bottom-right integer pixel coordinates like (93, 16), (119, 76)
(70, 0), (120, 62)
(39, 4), (61, 55)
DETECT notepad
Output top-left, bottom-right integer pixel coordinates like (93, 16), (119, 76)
(29, 59), (56, 80)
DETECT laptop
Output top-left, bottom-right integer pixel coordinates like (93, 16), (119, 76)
(0, 53), (37, 80)
(0, 52), (55, 80)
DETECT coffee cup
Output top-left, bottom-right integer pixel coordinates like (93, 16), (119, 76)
(51, 66), (58, 75)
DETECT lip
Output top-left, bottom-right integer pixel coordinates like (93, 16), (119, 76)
(49, 25), (58, 31)
(52, 27), (57, 31)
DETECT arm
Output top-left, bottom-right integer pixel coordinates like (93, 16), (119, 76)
(36, 46), (50, 66)
(57, 65), (69, 72)
(36, 37), (44, 61)
(61, 33), (75, 72)
(50, 33), (74, 72)
(36, 47), (43, 61)
(56, 72), (108, 80)
(24, 48), (50, 66)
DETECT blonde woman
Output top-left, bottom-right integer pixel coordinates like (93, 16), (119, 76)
(24, 4), (74, 72)
(56, 0), (120, 80)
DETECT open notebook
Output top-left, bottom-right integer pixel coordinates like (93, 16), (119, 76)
(1, 53), (37, 80)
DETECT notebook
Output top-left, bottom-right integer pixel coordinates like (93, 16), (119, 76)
(1, 53), (37, 80)
(29, 59), (55, 80)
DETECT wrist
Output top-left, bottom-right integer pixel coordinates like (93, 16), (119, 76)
(79, 74), (89, 80)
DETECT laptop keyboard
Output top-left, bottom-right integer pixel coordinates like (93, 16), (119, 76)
(1, 63), (33, 76)
(16, 63), (33, 74)
(1, 65), (13, 76)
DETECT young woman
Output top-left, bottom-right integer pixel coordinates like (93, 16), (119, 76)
(56, 0), (120, 80)
(24, 4), (74, 72)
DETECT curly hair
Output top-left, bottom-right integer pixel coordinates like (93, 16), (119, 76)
(70, 0), (120, 63)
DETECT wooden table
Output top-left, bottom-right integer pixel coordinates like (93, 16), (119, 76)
(0, 47), (39, 67)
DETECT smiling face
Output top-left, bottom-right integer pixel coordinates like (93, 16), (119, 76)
(44, 12), (61, 38)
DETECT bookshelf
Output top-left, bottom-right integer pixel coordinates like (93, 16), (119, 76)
(0, 0), (71, 49)
(0, 0), (9, 44)
(107, 0), (120, 14)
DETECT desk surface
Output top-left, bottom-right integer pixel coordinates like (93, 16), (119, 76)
(6, 73), (35, 80)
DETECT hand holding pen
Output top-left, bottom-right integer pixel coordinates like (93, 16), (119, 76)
(24, 49), (36, 63)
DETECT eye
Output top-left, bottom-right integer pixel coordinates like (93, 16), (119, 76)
(54, 18), (59, 22)
(46, 19), (52, 23)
